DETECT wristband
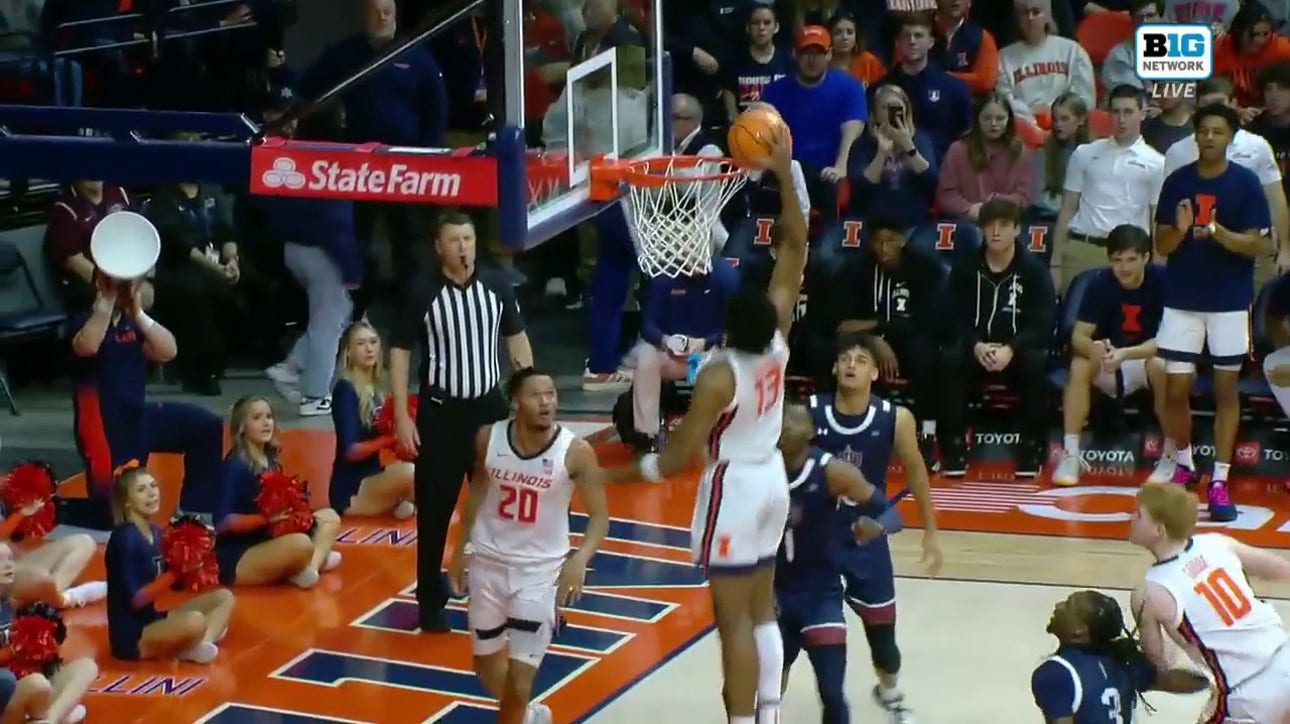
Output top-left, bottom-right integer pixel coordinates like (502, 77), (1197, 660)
(877, 506), (905, 535)
(135, 311), (156, 332)
(639, 453), (662, 483)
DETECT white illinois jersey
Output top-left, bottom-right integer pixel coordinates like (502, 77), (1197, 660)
(1144, 534), (1288, 689)
(704, 330), (790, 463)
(473, 421), (577, 567)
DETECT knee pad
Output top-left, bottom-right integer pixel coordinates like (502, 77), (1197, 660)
(863, 622), (901, 675)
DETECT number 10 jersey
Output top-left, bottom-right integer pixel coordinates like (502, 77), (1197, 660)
(474, 421), (577, 568)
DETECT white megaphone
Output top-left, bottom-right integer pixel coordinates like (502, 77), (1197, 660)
(90, 211), (160, 281)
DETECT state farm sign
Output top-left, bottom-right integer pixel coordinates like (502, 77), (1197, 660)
(249, 138), (498, 206)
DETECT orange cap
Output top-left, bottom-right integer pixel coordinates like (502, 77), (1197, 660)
(796, 25), (831, 51)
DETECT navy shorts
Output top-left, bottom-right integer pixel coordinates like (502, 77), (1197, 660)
(777, 588), (847, 665)
(841, 537), (896, 624)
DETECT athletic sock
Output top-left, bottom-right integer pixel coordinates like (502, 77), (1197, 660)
(1213, 462), (1230, 485)
(1063, 434), (1079, 456)
(1177, 445), (1194, 469)
(730, 717), (755, 724)
(1162, 437), (1178, 459)
(753, 622), (783, 721)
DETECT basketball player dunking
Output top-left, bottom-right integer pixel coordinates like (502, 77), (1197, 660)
(807, 332), (942, 722)
(611, 123), (807, 724)
(449, 368), (610, 724)
(1130, 482), (1290, 723)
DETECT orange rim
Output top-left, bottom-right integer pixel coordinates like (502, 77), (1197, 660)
(589, 155), (747, 200)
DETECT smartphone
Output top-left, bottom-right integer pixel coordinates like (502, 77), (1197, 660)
(889, 105), (905, 125)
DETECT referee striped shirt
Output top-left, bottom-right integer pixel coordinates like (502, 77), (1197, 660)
(389, 267), (525, 399)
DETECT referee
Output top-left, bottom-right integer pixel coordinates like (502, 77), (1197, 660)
(388, 211), (534, 633)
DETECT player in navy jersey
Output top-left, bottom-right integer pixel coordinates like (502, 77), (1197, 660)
(1031, 590), (1209, 723)
(776, 405), (900, 724)
(807, 332), (941, 721)
(1153, 103), (1272, 524)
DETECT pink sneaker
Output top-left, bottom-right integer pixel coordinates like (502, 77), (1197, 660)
(1207, 483), (1237, 523)
(1170, 465), (1200, 489)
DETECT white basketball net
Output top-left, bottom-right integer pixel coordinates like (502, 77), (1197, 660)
(622, 157), (748, 278)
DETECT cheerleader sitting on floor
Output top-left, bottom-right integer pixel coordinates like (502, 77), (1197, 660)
(331, 321), (415, 518)
(105, 465), (236, 663)
(0, 542), (96, 724)
(216, 397), (342, 588)
(0, 479), (105, 611)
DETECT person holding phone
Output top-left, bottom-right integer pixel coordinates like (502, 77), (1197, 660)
(846, 84), (937, 229)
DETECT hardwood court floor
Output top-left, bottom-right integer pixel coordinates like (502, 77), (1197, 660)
(44, 423), (1290, 723)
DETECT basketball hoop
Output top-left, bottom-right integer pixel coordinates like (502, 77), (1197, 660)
(593, 156), (749, 278)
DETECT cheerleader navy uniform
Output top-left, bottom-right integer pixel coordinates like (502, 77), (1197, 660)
(0, 601), (15, 706)
(329, 379), (383, 514)
(69, 310), (224, 528)
(808, 392), (899, 623)
(214, 455), (276, 585)
(105, 522), (166, 660)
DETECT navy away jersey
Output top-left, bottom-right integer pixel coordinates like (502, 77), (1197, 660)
(1031, 647), (1155, 723)
(777, 448), (844, 594)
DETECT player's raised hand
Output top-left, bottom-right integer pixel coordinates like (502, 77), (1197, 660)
(1175, 199), (1195, 233)
(557, 551), (589, 606)
(751, 123), (793, 176)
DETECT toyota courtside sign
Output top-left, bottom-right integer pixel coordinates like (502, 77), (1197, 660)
(249, 138), (498, 206)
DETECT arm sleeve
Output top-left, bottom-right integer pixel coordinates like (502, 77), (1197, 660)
(331, 380), (365, 460)
(1031, 658), (1080, 719)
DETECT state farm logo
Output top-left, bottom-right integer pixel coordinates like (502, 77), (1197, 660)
(262, 158), (306, 189)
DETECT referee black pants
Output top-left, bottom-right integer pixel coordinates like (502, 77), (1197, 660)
(415, 388), (509, 619)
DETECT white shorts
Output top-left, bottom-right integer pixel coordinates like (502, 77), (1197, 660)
(466, 554), (560, 667)
(690, 457), (790, 575)
(1157, 307), (1250, 371)
(1215, 645), (1290, 723)
(1094, 358), (1150, 397)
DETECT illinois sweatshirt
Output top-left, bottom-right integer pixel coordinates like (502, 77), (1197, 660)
(996, 35), (1095, 122)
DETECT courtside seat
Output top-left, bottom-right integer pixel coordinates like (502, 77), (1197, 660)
(0, 242), (67, 414)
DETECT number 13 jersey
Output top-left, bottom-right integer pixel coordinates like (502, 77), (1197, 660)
(474, 421), (577, 567)
(704, 330), (790, 464)
(1145, 533), (1287, 688)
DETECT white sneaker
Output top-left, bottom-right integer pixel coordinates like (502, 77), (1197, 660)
(178, 641), (218, 664)
(266, 363), (302, 404)
(299, 396), (332, 417)
(290, 567), (320, 589)
(526, 703), (553, 724)
(392, 500), (416, 520)
(1148, 457), (1177, 484)
(63, 704), (87, 723)
(323, 551), (342, 572)
(1051, 453), (1087, 487)
(62, 581), (107, 608)
(581, 368), (632, 392)
(544, 278), (567, 297)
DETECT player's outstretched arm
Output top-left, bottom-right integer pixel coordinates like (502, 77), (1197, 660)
(448, 427), (492, 596)
(892, 406), (942, 575)
(758, 124), (808, 337)
(1130, 583), (1172, 668)
(1223, 535), (1290, 581)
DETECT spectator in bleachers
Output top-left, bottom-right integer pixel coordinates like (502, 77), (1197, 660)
(938, 198), (1056, 478)
(1249, 62), (1290, 204)
(874, 12), (972, 164)
(932, 0), (1000, 95)
(721, 4), (795, 120)
(936, 91), (1035, 222)
(1214, 1), (1290, 115)
(522, 0), (572, 140)
(996, 0), (1095, 124)
(836, 215), (946, 443)
(761, 24), (868, 220)
(1153, 102), (1270, 523)
(1051, 84), (1163, 290)
(1141, 79), (1194, 154)
(846, 84), (937, 228)
(1100, 0), (1160, 93)
(662, 0), (749, 121)
(1029, 91), (1090, 221)
(1163, 77), (1288, 285)
(793, 0), (837, 30)
(828, 13), (885, 87)
(973, 0), (1076, 47)
(573, 0), (648, 62)
(1053, 225), (1167, 486)
(1161, 0), (1236, 25)
(44, 181), (152, 313)
(627, 258), (738, 450)
(301, 0), (447, 296)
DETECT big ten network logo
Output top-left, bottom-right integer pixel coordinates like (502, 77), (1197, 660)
(1135, 24), (1214, 82)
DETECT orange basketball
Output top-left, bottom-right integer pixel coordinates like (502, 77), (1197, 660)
(727, 108), (788, 165)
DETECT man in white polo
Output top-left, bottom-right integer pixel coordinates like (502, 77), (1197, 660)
(1051, 84), (1164, 291)
(1163, 77), (1290, 286)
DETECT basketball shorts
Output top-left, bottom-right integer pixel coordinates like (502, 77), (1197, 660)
(1213, 644), (1290, 723)
(1094, 358), (1149, 397)
(1157, 307), (1250, 371)
(777, 588), (847, 664)
(691, 458), (790, 575)
(466, 554), (561, 667)
(841, 537), (896, 625)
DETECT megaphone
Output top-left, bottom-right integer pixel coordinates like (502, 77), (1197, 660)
(90, 211), (160, 281)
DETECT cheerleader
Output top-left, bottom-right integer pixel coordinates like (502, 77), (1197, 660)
(0, 543), (96, 724)
(215, 397), (341, 588)
(105, 465), (236, 663)
(2, 505), (105, 612)
(330, 321), (415, 518)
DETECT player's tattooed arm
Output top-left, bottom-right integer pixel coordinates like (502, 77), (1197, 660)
(1130, 583), (1170, 668)
(568, 439), (609, 560)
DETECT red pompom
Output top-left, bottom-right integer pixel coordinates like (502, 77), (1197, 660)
(376, 396), (417, 460)
(2, 462), (56, 541)
(256, 471), (313, 538)
(161, 515), (219, 591)
(7, 604), (63, 678)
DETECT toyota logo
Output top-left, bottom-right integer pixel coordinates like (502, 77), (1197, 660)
(261, 158), (306, 189)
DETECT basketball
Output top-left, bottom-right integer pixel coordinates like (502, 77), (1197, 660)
(727, 108), (788, 165)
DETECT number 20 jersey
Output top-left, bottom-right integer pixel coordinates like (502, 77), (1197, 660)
(704, 330), (790, 464)
(1144, 533), (1287, 687)
(474, 421), (577, 568)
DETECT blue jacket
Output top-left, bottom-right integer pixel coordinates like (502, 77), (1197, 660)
(301, 34), (448, 146)
(252, 195), (362, 287)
